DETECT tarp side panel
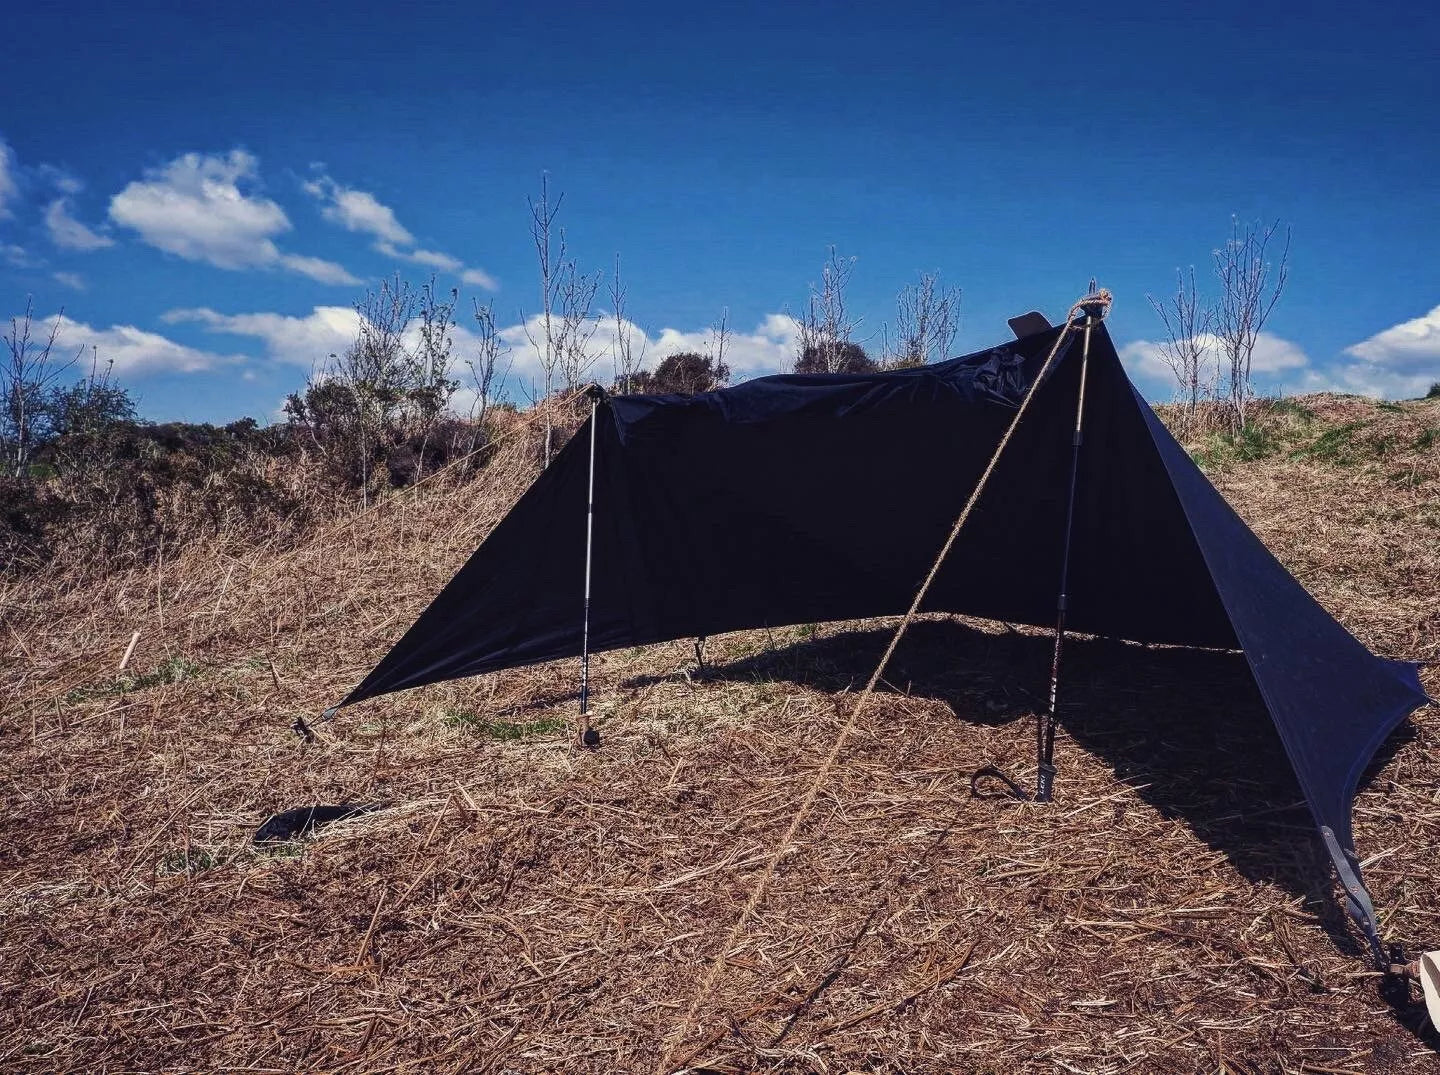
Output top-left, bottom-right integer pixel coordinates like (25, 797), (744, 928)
(341, 337), (1052, 706)
(1134, 384), (1429, 850)
(923, 325), (1238, 648)
(342, 412), (599, 705)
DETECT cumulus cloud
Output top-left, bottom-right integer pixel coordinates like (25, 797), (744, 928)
(1321, 306), (1440, 398)
(44, 198), (114, 251)
(274, 252), (361, 286)
(1347, 309), (1440, 377)
(164, 303), (804, 402)
(498, 311), (801, 389)
(24, 312), (242, 376)
(377, 241), (461, 273)
(0, 138), (18, 219)
(304, 171), (496, 289)
(163, 305), (363, 369)
(1123, 316), (1440, 402)
(1120, 331), (1310, 385)
(109, 150), (358, 284)
(1119, 330), (1318, 403)
(303, 177), (413, 245)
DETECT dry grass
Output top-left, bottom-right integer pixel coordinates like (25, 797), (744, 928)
(1, 394), (1437, 1074)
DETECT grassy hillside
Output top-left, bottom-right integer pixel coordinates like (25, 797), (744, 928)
(1, 393), (1437, 1073)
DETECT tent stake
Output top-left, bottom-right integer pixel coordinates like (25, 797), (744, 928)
(579, 387), (603, 748)
(1037, 305), (1101, 801)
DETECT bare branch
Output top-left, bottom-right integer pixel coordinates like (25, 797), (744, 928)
(1146, 265), (1216, 427)
(609, 254), (647, 394)
(466, 297), (513, 458)
(795, 247), (865, 373)
(889, 271), (961, 367)
(1212, 217), (1291, 430)
(3, 298), (80, 477)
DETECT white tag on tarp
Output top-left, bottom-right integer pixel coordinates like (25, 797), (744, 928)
(1420, 951), (1440, 1032)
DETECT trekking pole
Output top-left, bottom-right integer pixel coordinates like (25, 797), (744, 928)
(579, 385), (604, 748)
(1036, 292), (1109, 800)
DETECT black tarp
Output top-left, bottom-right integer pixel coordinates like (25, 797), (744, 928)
(338, 320), (1429, 957)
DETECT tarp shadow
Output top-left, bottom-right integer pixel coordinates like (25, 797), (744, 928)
(680, 617), (1415, 936)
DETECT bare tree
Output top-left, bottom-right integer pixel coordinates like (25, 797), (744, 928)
(410, 280), (460, 479)
(1147, 266), (1216, 428)
(466, 297), (512, 456)
(1213, 218), (1290, 431)
(609, 254), (648, 394)
(704, 306), (730, 381)
(287, 274), (457, 504)
(886, 271), (961, 367)
(555, 258), (604, 394)
(49, 344), (134, 482)
(2, 299), (79, 478)
(794, 246), (860, 373)
(522, 174), (567, 466)
(343, 274), (415, 506)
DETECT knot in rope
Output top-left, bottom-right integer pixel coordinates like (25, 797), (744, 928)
(1071, 287), (1113, 325)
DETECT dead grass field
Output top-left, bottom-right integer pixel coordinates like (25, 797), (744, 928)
(2, 393), (1438, 1074)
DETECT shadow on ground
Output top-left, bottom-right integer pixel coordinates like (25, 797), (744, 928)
(640, 618), (1418, 958)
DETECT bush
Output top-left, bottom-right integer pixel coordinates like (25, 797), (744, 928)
(794, 340), (877, 375)
(1427, 383), (1440, 399)
(628, 352), (729, 396)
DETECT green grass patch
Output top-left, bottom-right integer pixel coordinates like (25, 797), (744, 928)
(1268, 397), (1316, 421)
(1192, 423), (1280, 468)
(65, 655), (202, 704)
(442, 709), (568, 740)
(160, 847), (221, 874)
(1412, 428), (1437, 453)
(1289, 421), (1370, 465)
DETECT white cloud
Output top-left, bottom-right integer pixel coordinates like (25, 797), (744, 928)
(498, 311), (801, 389)
(109, 150), (358, 284)
(43, 168), (83, 196)
(1120, 330), (1314, 403)
(44, 198), (114, 251)
(386, 243), (462, 272)
(53, 271), (85, 290)
(26, 312), (243, 376)
(303, 177), (413, 245)
(1120, 331), (1310, 384)
(304, 171), (496, 289)
(0, 139), (19, 219)
(275, 252), (361, 286)
(163, 303), (804, 402)
(1330, 307), (1440, 398)
(163, 305), (363, 369)
(652, 313), (802, 379)
(1124, 318), (1440, 402)
(461, 267), (498, 289)
(1, 243), (31, 267)
(1345, 305), (1440, 371)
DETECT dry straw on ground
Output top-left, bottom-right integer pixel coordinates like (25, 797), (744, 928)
(2, 394), (1438, 1074)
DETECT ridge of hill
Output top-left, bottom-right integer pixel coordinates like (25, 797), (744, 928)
(1, 393), (1437, 1073)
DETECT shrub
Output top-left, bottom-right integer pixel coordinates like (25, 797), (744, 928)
(629, 352), (729, 396)
(794, 340), (877, 375)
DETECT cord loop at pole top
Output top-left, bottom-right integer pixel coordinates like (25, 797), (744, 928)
(1073, 287), (1113, 325)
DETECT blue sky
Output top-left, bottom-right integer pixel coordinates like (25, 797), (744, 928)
(2, 0), (1437, 422)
